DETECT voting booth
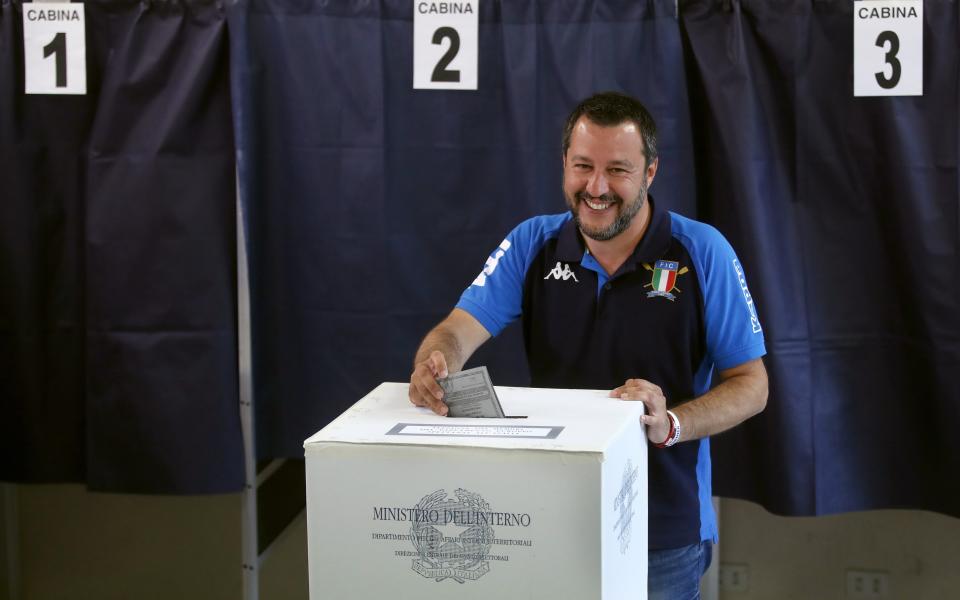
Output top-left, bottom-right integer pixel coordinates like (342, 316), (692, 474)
(304, 382), (649, 599)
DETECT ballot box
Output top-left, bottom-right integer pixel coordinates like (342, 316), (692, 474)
(304, 382), (648, 600)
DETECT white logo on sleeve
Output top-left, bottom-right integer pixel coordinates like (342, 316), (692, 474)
(732, 259), (762, 333)
(472, 239), (512, 287)
(544, 262), (579, 282)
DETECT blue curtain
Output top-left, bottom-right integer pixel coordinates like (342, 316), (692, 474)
(4, 0), (957, 514)
(682, 0), (960, 517)
(0, 0), (242, 493)
(229, 0), (696, 459)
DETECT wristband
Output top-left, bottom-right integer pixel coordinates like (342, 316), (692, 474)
(654, 410), (681, 448)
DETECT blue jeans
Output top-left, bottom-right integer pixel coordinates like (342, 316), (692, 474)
(648, 541), (713, 600)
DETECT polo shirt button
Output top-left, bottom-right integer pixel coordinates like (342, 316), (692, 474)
(603, 283), (612, 290)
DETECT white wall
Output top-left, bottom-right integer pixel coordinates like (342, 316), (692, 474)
(3, 485), (307, 600)
(717, 498), (960, 599)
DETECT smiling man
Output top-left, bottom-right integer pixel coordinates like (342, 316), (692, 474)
(408, 91), (768, 599)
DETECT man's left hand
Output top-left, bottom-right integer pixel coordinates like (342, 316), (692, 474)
(610, 378), (671, 444)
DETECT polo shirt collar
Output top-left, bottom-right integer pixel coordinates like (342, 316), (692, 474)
(555, 195), (673, 266)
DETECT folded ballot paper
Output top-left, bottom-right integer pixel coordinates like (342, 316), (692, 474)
(438, 366), (506, 418)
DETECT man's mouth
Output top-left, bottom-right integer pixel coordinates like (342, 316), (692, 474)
(581, 195), (615, 211)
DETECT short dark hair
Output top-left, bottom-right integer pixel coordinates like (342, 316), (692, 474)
(562, 91), (658, 167)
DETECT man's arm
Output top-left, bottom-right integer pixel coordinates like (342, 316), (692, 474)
(408, 308), (491, 416)
(611, 358), (768, 444)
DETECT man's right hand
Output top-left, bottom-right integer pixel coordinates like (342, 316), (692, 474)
(409, 350), (449, 416)
(407, 309), (491, 416)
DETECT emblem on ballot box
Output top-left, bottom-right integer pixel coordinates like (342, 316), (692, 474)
(371, 486), (534, 581)
(410, 488), (495, 582)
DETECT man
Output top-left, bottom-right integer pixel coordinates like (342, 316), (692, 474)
(408, 91), (768, 598)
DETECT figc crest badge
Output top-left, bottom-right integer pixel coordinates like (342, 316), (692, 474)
(643, 260), (688, 301)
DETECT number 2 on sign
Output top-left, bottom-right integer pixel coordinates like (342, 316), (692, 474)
(412, 0), (478, 90)
(431, 27), (460, 83)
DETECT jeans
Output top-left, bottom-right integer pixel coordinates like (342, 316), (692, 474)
(647, 541), (713, 600)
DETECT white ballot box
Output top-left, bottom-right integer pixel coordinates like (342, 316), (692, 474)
(304, 382), (648, 599)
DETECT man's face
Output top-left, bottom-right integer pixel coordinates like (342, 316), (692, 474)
(563, 117), (657, 242)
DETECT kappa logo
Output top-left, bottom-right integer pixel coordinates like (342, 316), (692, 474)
(642, 260), (689, 301)
(544, 262), (578, 282)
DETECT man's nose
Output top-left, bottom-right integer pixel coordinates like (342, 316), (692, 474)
(586, 171), (609, 197)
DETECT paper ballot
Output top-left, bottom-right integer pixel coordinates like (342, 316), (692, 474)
(438, 366), (506, 418)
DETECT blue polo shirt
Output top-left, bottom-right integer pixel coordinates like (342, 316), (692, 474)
(456, 198), (766, 549)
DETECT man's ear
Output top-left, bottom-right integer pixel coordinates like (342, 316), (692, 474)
(646, 157), (659, 186)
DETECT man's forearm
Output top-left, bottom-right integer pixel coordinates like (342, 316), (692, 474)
(413, 308), (492, 373)
(672, 359), (768, 442)
(414, 324), (468, 373)
(410, 309), (492, 408)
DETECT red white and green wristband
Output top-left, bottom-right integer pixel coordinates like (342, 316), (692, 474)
(654, 410), (681, 448)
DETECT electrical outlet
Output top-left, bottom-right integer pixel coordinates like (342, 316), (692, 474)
(719, 563), (749, 592)
(846, 570), (889, 598)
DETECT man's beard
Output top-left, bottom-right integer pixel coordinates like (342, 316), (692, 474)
(570, 181), (647, 242)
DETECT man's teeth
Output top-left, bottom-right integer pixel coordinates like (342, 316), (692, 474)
(585, 198), (612, 210)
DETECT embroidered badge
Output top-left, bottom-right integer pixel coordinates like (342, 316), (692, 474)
(643, 260), (688, 301)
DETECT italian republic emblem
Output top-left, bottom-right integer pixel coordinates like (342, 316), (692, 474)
(410, 488), (494, 583)
(643, 260), (689, 301)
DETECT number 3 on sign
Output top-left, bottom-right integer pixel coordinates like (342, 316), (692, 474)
(23, 2), (87, 95)
(413, 1), (478, 90)
(853, 0), (922, 96)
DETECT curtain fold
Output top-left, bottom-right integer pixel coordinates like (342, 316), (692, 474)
(682, 0), (960, 517)
(229, 0), (695, 459)
(5, 0), (956, 512)
(1, 0), (242, 493)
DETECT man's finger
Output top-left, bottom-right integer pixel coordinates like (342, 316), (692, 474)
(620, 390), (666, 415)
(409, 362), (449, 416)
(620, 391), (657, 405)
(429, 351), (449, 379)
(429, 396), (448, 416)
(411, 382), (448, 416)
(610, 378), (659, 397)
(410, 385), (432, 408)
(420, 370), (445, 402)
(419, 379), (448, 416)
(610, 384), (640, 397)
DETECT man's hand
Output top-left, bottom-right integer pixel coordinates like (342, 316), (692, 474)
(409, 350), (450, 416)
(610, 378), (671, 444)
(408, 309), (492, 417)
(610, 359), (768, 446)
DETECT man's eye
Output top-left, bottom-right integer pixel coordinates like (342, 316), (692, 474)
(610, 168), (627, 174)
(575, 164), (592, 170)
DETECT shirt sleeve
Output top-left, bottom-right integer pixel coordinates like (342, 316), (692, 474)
(455, 216), (557, 337)
(683, 223), (767, 370)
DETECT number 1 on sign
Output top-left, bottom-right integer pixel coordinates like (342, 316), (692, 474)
(44, 32), (67, 88)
